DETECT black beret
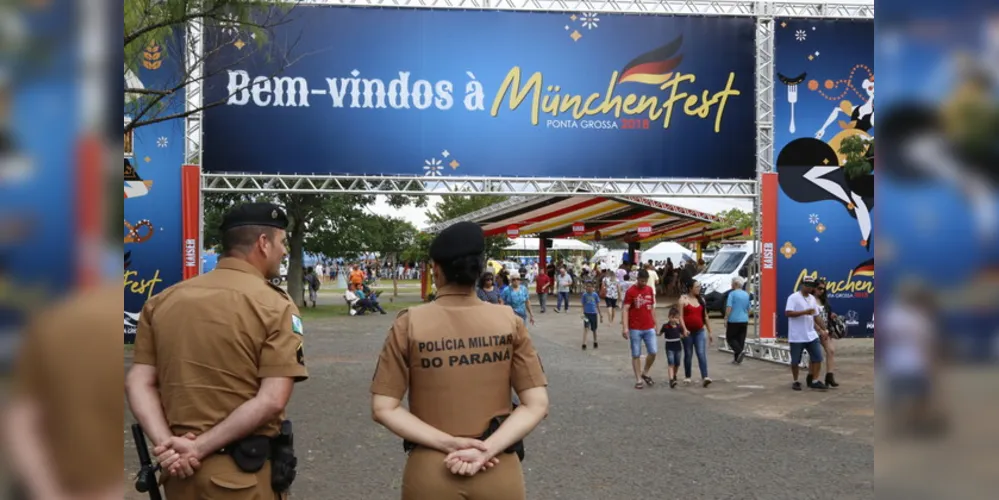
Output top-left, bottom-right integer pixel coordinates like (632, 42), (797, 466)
(429, 222), (485, 262)
(220, 202), (289, 232)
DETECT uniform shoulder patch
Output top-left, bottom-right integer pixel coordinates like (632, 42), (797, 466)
(291, 314), (304, 335)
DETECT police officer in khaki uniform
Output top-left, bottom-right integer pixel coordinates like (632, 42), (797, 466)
(371, 222), (550, 500)
(125, 202), (308, 500)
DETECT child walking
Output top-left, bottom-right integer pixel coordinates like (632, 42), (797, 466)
(581, 282), (604, 350)
(659, 307), (684, 388)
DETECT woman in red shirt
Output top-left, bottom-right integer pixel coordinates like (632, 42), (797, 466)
(677, 280), (714, 387)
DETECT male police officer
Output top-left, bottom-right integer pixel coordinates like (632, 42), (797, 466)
(125, 202), (308, 499)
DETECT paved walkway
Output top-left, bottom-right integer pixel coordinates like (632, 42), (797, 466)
(123, 297), (874, 499)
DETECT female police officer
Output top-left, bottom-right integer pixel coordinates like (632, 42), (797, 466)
(370, 221), (549, 500)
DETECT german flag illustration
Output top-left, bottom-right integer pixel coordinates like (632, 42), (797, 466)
(618, 36), (684, 85)
(853, 258), (874, 278)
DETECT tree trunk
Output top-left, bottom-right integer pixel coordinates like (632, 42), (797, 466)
(287, 226), (306, 308)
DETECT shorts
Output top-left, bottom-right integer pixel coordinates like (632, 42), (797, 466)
(790, 338), (824, 366)
(604, 298), (618, 309)
(583, 313), (598, 332)
(309, 289), (318, 302)
(629, 329), (658, 358)
(666, 348), (681, 367)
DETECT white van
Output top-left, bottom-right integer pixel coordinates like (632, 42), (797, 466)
(693, 242), (756, 316)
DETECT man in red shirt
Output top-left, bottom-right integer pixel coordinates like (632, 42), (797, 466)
(621, 269), (658, 389)
(535, 271), (551, 313)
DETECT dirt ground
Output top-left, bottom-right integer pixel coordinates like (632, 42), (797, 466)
(123, 294), (874, 499)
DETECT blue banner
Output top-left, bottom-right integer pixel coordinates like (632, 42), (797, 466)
(203, 7), (756, 179)
(773, 19), (874, 338)
(0, 1), (79, 334)
(124, 33), (186, 343)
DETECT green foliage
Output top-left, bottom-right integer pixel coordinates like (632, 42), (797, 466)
(124, 0), (294, 132)
(840, 136), (874, 180)
(401, 232), (434, 264)
(204, 191), (422, 306)
(710, 208), (754, 232)
(422, 195), (512, 260)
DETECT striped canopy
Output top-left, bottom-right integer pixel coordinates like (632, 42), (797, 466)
(441, 195), (744, 243)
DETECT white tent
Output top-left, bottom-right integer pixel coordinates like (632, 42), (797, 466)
(641, 242), (694, 267)
(505, 237), (594, 252)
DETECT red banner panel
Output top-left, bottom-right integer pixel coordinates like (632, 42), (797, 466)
(572, 223), (585, 236)
(506, 226), (520, 238)
(759, 172), (778, 340)
(181, 165), (201, 280)
(637, 222), (652, 236)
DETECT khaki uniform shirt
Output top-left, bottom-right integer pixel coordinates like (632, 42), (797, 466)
(371, 286), (548, 438)
(13, 284), (123, 493)
(133, 258), (308, 439)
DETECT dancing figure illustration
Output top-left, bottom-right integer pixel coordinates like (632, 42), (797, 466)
(813, 68), (875, 163)
(775, 65), (876, 249)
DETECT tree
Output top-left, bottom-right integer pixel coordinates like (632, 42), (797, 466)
(124, 0), (300, 133)
(422, 195), (512, 259)
(840, 136), (874, 179)
(204, 192), (424, 307)
(710, 208), (754, 232)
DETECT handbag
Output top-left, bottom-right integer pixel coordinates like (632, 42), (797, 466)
(828, 313), (847, 339)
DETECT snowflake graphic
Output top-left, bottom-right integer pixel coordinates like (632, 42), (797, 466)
(156, 136), (168, 148)
(219, 13), (240, 37)
(808, 213), (820, 225)
(814, 237), (820, 243)
(795, 29), (807, 42)
(423, 158), (443, 177)
(580, 13), (600, 30)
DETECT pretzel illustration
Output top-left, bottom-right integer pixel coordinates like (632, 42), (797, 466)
(124, 219), (155, 244)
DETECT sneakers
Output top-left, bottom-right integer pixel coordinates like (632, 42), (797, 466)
(792, 381), (803, 391)
(826, 373), (839, 388)
(582, 344), (587, 351)
(703, 378), (712, 388)
(593, 342), (598, 350)
(809, 380), (828, 391)
(669, 379), (678, 389)
(736, 350), (746, 364)
(683, 378), (692, 385)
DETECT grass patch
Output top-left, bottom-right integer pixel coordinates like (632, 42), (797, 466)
(298, 300), (412, 320)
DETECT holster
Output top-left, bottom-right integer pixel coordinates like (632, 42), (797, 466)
(219, 420), (297, 493)
(270, 420), (298, 493)
(403, 409), (525, 462)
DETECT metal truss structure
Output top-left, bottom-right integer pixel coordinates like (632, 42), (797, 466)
(191, 0), (873, 358)
(191, 0), (873, 197)
(718, 335), (809, 367)
(202, 174), (758, 197)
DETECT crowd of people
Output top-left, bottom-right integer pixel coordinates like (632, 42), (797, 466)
(476, 258), (843, 393)
(300, 259), (426, 286)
